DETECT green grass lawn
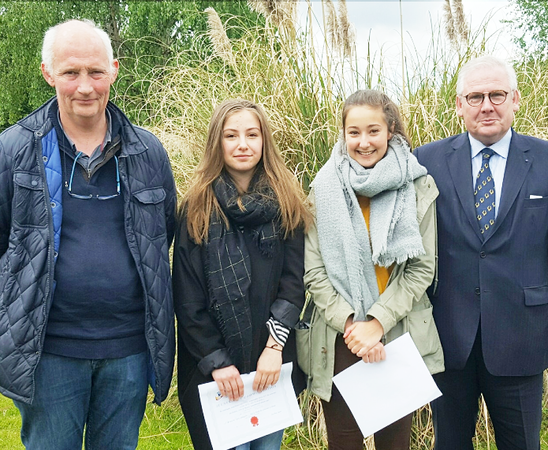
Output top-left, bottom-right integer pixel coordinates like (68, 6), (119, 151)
(136, 393), (192, 450)
(0, 394), (23, 450)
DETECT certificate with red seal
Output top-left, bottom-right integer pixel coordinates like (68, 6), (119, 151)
(198, 363), (302, 450)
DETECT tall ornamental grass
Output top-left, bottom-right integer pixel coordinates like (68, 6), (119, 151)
(123, 0), (359, 191)
(124, 1), (548, 194)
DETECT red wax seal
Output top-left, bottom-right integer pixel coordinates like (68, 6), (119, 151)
(251, 416), (259, 427)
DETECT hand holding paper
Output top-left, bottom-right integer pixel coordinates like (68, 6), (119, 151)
(212, 365), (244, 401)
(253, 336), (283, 392)
(199, 362), (302, 450)
(333, 333), (442, 438)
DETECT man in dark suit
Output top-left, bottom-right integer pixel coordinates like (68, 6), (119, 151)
(415, 55), (548, 450)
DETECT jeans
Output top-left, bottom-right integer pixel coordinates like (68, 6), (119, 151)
(234, 429), (284, 450)
(14, 351), (148, 450)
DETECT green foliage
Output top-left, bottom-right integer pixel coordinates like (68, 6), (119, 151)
(0, 2), (56, 129)
(508, 0), (548, 58)
(0, 0), (260, 131)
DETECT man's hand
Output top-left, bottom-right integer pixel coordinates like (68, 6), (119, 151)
(343, 317), (384, 358)
(253, 337), (283, 393)
(212, 365), (244, 401)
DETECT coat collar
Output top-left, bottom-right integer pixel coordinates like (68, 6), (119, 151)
(17, 97), (148, 157)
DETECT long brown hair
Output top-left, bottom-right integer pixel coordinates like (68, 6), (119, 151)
(342, 90), (411, 147)
(183, 99), (311, 244)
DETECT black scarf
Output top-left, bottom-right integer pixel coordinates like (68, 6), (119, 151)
(207, 170), (280, 373)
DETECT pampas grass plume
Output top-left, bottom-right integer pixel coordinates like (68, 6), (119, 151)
(205, 7), (236, 68)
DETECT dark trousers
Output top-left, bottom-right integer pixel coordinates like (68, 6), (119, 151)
(321, 335), (413, 450)
(432, 330), (543, 450)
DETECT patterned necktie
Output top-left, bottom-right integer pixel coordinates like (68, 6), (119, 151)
(474, 148), (496, 237)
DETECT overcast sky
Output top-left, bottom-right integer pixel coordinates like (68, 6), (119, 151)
(297, 0), (516, 95)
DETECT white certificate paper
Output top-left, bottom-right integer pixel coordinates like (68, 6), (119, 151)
(333, 333), (442, 438)
(198, 362), (303, 450)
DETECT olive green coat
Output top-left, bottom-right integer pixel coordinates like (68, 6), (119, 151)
(297, 175), (444, 401)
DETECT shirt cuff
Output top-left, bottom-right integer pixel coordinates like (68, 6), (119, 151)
(266, 317), (290, 347)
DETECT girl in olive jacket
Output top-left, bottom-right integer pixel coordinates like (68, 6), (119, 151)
(298, 90), (444, 450)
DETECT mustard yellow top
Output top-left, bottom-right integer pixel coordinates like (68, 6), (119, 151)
(357, 196), (393, 294)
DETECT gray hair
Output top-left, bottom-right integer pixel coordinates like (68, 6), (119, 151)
(41, 19), (115, 75)
(456, 55), (518, 96)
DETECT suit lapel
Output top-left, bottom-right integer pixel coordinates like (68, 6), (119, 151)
(486, 130), (531, 239)
(446, 134), (483, 241)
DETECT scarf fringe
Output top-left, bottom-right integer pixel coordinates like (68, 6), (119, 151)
(375, 247), (427, 268)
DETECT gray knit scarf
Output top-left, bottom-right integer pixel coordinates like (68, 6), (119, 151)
(312, 134), (427, 321)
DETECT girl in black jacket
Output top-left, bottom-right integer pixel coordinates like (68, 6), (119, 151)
(173, 99), (311, 450)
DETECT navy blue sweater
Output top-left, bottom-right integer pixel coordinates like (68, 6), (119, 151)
(43, 109), (146, 359)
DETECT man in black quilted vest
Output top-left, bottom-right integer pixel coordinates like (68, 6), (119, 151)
(0, 19), (177, 450)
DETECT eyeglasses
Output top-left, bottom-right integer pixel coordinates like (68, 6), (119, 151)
(463, 90), (509, 107)
(66, 151), (120, 200)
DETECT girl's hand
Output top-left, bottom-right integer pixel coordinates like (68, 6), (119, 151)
(343, 318), (384, 357)
(253, 337), (283, 393)
(212, 365), (244, 401)
(361, 341), (386, 363)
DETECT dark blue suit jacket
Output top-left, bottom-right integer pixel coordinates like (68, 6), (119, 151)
(415, 130), (548, 376)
